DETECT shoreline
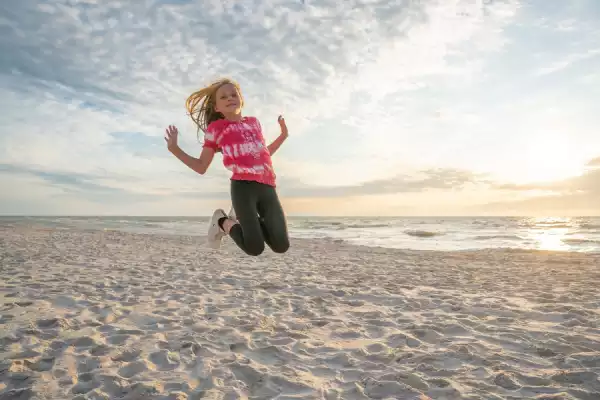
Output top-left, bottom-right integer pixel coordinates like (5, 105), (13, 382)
(5, 219), (600, 256)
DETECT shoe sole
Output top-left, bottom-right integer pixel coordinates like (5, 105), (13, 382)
(207, 209), (226, 248)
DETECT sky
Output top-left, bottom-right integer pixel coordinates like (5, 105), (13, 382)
(1, 0), (599, 217)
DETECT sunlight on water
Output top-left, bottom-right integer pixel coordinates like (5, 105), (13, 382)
(526, 217), (573, 251)
(532, 230), (571, 251)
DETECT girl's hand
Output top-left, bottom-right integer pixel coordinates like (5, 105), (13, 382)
(278, 115), (288, 138)
(165, 125), (179, 152)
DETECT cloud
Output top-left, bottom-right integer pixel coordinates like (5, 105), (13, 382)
(15, 0), (600, 216)
(0, 162), (234, 216)
(278, 167), (484, 198)
(0, 1), (519, 136)
(534, 48), (600, 76)
(493, 156), (600, 193)
(586, 157), (600, 167)
(527, 1), (600, 78)
(0, 163), (155, 202)
(1, 162), (233, 202)
(2, 158), (483, 203)
(480, 190), (600, 216)
(0, 2), (519, 180)
(479, 156), (600, 214)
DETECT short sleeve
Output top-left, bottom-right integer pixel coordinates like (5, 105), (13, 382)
(250, 117), (265, 142)
(203, 122), (220, 150)
(251, 117), (262, 132)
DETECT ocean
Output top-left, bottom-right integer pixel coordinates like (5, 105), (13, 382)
(3, 216), (600, 253)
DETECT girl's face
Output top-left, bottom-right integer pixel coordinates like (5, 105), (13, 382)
(214, 83), (242, 116)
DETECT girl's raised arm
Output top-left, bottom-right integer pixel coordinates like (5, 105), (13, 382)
(165, 125), (215, 175)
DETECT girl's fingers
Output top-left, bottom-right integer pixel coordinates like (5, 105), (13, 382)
(165, 125), (177, 141)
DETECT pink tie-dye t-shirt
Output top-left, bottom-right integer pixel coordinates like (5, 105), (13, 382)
(203, 116), (276, 187)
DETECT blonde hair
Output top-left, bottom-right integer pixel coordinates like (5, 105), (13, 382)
(185, 78), (244, 137)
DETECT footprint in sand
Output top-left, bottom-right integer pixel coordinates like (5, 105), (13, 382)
(35, 317), (70, 330)
(70, 336), (100, 349)
(75, 355), (103, 374)
(2, 359), (34, 390)
(229, 362), (267, 387)
(71, 379), (100, 396)
(551, 370), (598, 385)
(363, 379), (424, 399)
(493, 372), (521, 390)
(89, 344), (112, 357)
(332, 329), (363, 340)
(24, 356), (55, 372)
(106, 334), (130, 346)
(0, 388), (35, 400)
(52, 295), (78, 309)
(118, 360), (148, 378)
(240, 345), (290, 366)
(148, 349), (180, 371)
(0, 314), (15, 325)
(101, 374), (137, 398)
(110, 348), (141, 362)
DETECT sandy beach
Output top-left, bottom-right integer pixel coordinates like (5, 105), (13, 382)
(1, 223), (599, 400)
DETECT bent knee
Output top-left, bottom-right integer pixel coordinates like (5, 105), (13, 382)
(247, 248), (264, 256)
(245, 241), (265, 256)
(271, 239), (290, 254)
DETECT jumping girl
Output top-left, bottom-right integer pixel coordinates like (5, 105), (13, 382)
(164, 78), (290, 256)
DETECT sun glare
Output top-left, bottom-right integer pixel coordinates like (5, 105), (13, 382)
(523, 217), (573, 252)
(532, 230), (570, 251)
(517, 135), (584, 184)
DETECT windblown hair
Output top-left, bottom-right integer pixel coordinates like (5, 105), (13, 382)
(185, 78), (244, 138)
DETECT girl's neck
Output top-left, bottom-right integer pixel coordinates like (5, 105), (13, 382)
(222, 112), (243, 122)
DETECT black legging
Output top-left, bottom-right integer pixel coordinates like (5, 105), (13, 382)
(229, 179), (290, 256)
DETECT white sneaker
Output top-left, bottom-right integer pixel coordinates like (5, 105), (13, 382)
(207, 208), (227, 249)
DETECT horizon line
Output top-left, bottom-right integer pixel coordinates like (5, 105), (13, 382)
(1, 215), (599, 218)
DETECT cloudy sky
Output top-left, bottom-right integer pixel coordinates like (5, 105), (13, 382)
(1, 0), (599, 216)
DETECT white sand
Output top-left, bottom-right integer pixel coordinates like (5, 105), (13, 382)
(1, 223), (599, 400)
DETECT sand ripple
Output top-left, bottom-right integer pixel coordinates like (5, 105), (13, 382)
(1, 225), (599, 399)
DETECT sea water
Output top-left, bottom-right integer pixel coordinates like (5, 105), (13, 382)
(3, 216), (599, 253)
